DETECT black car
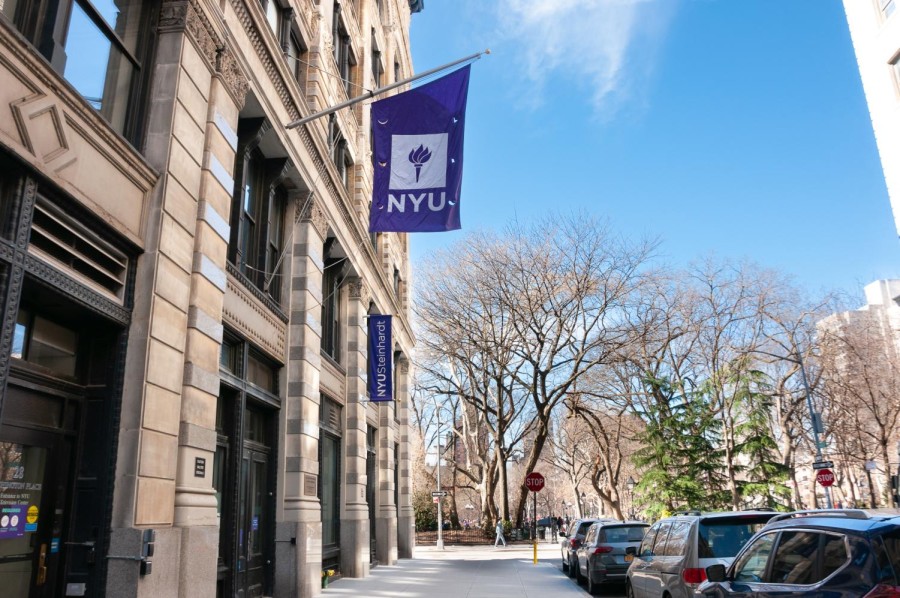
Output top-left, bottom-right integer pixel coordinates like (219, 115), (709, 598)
(575, 521), (649, 595)
(699, 509), (900, 598)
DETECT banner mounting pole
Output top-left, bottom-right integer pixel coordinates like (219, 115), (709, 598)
(285, 49), (489, 130)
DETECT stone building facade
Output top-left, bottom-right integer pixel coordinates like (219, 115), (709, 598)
(843, 0), (900, 235)
(0, 0), (418, 596)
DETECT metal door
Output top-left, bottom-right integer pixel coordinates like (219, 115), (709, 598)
(0, 426), (72, 598)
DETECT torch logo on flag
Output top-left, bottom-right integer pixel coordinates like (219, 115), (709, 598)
(370, 66), (470, 233)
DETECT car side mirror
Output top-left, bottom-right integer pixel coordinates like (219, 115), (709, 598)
(625, 546), (637, 556)
(706, 564), (727, 583)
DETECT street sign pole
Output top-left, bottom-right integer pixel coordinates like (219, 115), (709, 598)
(435, 405), (443, 550)
(525, 472), (545, 565)
(798, 357), (832, 509)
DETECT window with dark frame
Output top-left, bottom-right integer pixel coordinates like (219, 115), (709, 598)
(318, 395), (343, 561)
(321, 240), (343, 363)
(332, 3), (356, 97)
(328, 115), (353, 189)
(371, 29), (384, 88)
(287, 30), (309, 94)
(1, 0), (156, 145)
(230, 118), (289, 304)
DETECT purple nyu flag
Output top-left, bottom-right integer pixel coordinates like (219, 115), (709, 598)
(367, 315), (393, 401)
(370, 66), (470, 232)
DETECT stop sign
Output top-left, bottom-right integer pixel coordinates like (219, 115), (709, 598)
(816, 469), (835, 487)
(525, 472), (545, 492)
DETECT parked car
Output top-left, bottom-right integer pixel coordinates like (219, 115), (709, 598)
(626, 510), (777, 598)
(575, 521), (649, 594)
(699, 509), (900, 597)
(561, 518), (609, 575)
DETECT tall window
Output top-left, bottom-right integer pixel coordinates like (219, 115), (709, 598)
(321, 240), (343, 362)
(230, 118), (288, 304)
(371, 29), (383, 88)
(332, 4), (356, 97)
(1, 0), (155, 144)
(329, 116), (353, 189)
(318, 395), (343, 568)
(287, 30), (309, 93)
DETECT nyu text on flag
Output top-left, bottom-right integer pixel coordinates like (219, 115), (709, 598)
(370, 66), (470, 232)
(367, 315), (393, 401)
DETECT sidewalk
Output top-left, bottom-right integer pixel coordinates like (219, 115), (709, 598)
(321, 544), (602, 597)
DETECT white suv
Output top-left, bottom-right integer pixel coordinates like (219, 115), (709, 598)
(626, 511), (776, 598)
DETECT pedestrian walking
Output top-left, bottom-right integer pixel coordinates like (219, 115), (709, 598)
(494, 520), (506, 547)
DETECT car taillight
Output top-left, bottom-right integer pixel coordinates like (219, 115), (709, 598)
(682, 568), (707, 585)
(592, 545), (614, 555)
(864, 585), (900, 597)
(569, 539), (579, 549)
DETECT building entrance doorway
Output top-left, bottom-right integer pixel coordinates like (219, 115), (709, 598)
(236, 444), (270, 596)
(215, 337), (279, 598)
(0, 425), (72, 598)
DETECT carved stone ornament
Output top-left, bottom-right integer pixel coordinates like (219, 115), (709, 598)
(298, 195), (328, 238)
(347, 277), (368, 304)
(159, 0), (217, 66)
(216, 48), (250, 110)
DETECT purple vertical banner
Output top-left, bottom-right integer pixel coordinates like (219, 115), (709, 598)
(367, 315), (393, 401)
(370, 66), (470, 232)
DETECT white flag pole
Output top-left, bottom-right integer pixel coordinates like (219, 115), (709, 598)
(285, 49), (489, 130)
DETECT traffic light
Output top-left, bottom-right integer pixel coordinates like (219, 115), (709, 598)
(140, 529), (155, 575)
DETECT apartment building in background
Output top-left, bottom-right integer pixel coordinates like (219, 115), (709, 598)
(0, 0), (419, 596)
(844, 0), (900, 234)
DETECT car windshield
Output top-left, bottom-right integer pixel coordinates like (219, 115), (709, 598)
(698, 516), (772, 558)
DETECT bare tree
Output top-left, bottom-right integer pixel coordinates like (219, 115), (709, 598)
(819, 309), (900, 506)
(415, 213), (655, 526)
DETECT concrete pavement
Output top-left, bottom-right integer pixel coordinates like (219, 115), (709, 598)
(321, 544), (626, 597)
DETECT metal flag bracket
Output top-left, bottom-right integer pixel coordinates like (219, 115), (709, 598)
(285, 49), (490, 130)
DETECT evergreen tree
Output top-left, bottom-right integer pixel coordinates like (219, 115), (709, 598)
(633, 376), (726, 519)
(731, 366), (792, 509)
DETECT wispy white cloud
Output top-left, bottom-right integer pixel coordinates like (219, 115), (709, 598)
(494, 0), (677, 117)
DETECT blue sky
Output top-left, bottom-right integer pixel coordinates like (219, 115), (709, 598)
(406, 0), (900, 298)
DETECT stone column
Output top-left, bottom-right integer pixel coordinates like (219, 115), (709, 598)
(173, 47), (247, 597)
(375, 397), (397, 565)
(110, 1), (247, 595)
(396, 359), (415, 558)
(341, 277), (370, 577)
(275, 197), (327, 598)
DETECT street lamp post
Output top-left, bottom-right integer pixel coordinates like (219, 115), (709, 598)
(626, 476), (636, 520)
(435, 401), (444, 549)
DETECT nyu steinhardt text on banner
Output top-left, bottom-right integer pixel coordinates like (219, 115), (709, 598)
(367, 315), (393, 401)
(370, 66), (470, 232)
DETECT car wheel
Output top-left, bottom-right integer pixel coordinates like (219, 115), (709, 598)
(561, 553), (568, 572)
(586, 564), (596, 595)
(567, 555), (577, 578)
(625, 581), (635, 598)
